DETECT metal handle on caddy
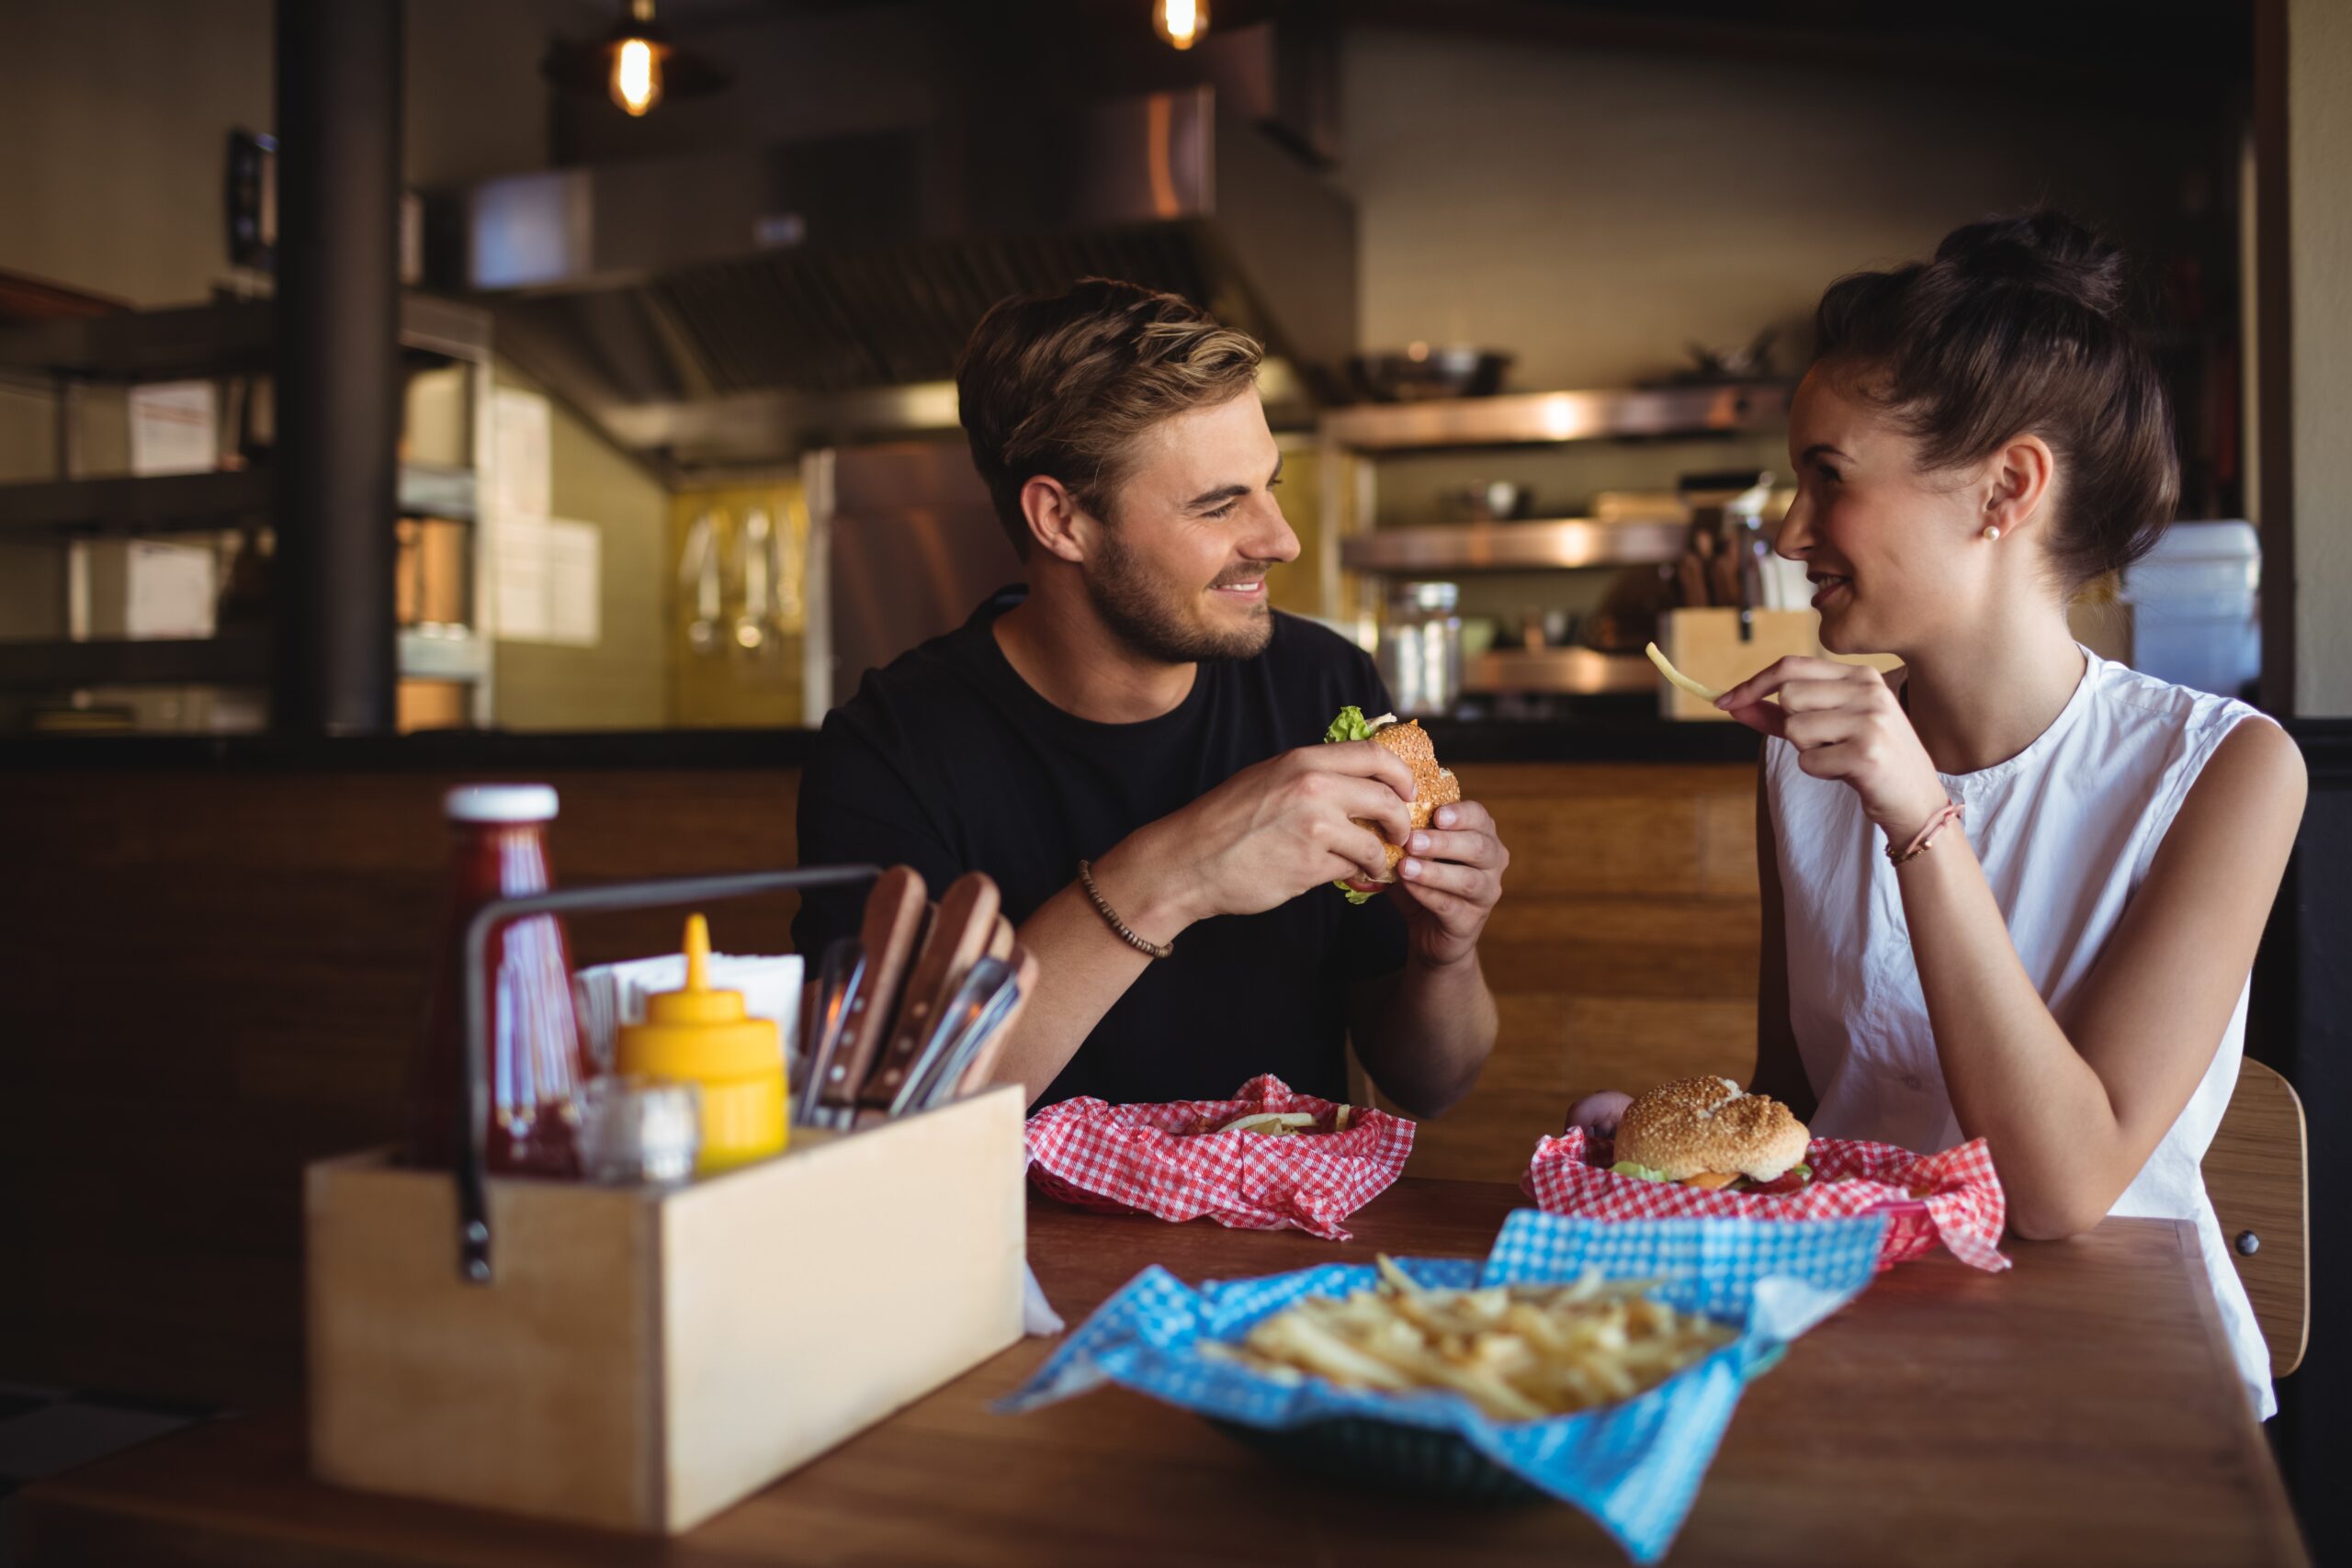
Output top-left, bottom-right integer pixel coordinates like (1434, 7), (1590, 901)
(458, 864), (880, 1285)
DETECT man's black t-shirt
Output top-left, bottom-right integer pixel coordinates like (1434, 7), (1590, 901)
(790, 586), (1409, 1107)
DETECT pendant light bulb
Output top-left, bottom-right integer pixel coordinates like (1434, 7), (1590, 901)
(1154, 0), (1206, 51)
(610, 0), (665, 117)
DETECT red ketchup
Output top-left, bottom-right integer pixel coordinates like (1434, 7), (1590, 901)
(404, 784), (589, 1178)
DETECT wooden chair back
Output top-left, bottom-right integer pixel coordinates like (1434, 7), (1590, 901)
(2201, 1058), (2308, 1376)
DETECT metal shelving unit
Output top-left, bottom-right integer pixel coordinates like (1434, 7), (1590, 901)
(1319, 383), (1791, 452)
(0, 469), (272, 535)
(0, 292), (492, 381)
(0, 461), (479, 535)
(1339, 517), (1688, 575)
(0, 627), (269, 689)
(0, 294), (497, 726)
(0, 626), (488, 692)
(1317, 382), (1792, 698)
(1466, 648), (1657, 696)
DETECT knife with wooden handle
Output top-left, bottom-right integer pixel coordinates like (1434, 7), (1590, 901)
(816, 865), (929, 1122)
(794, 959), (824, 1089)
(899, 955), (1016, 1116)
(951, 942), (1036, 1100)
(857, 871), (1000, 1111)
(794, 936), (865, 1126)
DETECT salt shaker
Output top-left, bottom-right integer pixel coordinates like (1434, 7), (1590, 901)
(579, 1076), (703, 1186)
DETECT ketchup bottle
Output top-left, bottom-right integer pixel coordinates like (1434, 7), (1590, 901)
(404, 784), (590, 1178)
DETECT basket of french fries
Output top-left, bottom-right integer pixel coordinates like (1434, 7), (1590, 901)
(1000, 1210), (1888, 1563)
(1023, 1074), (1413, 1241)
(1524, 1125), (2010, 1272)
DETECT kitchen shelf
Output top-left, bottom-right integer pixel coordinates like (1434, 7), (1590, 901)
(0, 626), (490, 690)
(1307, 381), (1794, 632)
(1340, 518), (1686, 574)
(1464, 648), (1657, 697)
(0, 469), (268, 535)
(0, 628), (270, 689)
(1319, 383), (1792, 453)
(0, 463), (480, 535)
(0, 292), (493, 381)
(0, 294), (501, 729)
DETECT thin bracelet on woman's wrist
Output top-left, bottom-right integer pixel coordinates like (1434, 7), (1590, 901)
(1077, 858), (1175, 959)
(1887, 799), (1966, 866)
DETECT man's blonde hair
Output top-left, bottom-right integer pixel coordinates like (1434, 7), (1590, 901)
(956, 279), (1264, 558)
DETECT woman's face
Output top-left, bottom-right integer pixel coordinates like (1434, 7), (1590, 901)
(1776, 367), (2001, 656)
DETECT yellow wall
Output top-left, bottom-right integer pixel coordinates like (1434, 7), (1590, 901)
(2290, 0), (2352, 716)
(668, 480), (808, 728)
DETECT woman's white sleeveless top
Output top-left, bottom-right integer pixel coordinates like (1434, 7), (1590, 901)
(1766, 648), (2275, 1417)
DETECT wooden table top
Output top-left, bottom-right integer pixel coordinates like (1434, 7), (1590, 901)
(14, 1179), (2306, 1567)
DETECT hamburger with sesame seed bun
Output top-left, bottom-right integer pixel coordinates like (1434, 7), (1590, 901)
(1610, 1076), (1814, 1192)
(1321, 706), (1462, 904)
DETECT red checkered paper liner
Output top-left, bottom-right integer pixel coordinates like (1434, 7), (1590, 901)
(1521, 1128), (2010, 1272)
(1023, 1075), (1415, 1241)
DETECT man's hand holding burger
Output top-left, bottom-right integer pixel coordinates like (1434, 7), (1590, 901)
(1386, 794), (1510, 967)
(1009, 707), (1504, 1121)
(1322, 708), (1508, 969)
(1089, 708), (1509, 948)
(1321, 707), (1504, 1117)
(1087, 737), (1423, 932)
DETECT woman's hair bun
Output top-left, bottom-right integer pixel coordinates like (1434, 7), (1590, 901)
(1933, 209), (2128, 320)
(1812, 209), (2177, 591)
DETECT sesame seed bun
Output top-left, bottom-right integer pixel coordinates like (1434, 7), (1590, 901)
(1351, 720), (1461, 882)
(1614, 1076), (1811, 1182)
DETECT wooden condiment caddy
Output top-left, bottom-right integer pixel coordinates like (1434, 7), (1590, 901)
(1656, 607), (1901, 720)
(305, 868), (1027, 1534)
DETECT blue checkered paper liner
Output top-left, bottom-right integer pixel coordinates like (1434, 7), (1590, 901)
(999, 1210), (1888, 1562)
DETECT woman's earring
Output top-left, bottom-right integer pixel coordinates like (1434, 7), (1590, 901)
(1983, 525), (2002, 542)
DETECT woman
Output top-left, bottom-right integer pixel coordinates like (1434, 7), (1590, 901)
(1575, 211), (2304, 1416)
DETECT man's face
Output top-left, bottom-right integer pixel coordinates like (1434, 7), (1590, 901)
(1081, 391), (1299, 664)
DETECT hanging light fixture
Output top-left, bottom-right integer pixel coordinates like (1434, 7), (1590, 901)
(609, 1), (665, 118)
(543, 0), (729, 120)
(1153, 0), (1208, 51)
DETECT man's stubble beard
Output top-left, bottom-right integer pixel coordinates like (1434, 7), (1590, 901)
(1084, 521), (1272, 665)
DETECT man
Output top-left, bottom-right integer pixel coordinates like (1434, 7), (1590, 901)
(791, 279), (1506, 1115)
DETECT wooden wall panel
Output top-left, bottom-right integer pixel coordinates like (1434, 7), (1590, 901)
(0, 765), (800, 1408)
(1477, 896), (1758, 1000)
(1383, 761), (1762, 1183)
(0, 757), (1760, 1404)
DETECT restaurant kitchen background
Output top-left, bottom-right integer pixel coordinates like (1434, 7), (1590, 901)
(0, 0), (2289, 734)
(4, 0), (2350, 1560)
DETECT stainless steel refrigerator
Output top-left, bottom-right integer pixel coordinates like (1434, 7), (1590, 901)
(801, 440), (1025, 719)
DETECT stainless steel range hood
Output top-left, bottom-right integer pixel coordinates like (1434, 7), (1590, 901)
(450, 88), (1354, 476)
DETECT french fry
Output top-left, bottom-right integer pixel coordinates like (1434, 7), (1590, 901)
(1645, 641), (1725, 703)
(1214, 1255), (1736, 1424)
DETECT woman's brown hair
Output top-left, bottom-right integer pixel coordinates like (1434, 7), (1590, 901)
(1812, 210), (2180, 591)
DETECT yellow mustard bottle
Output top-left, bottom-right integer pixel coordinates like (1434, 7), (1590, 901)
(616, 914), (786, 1173)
